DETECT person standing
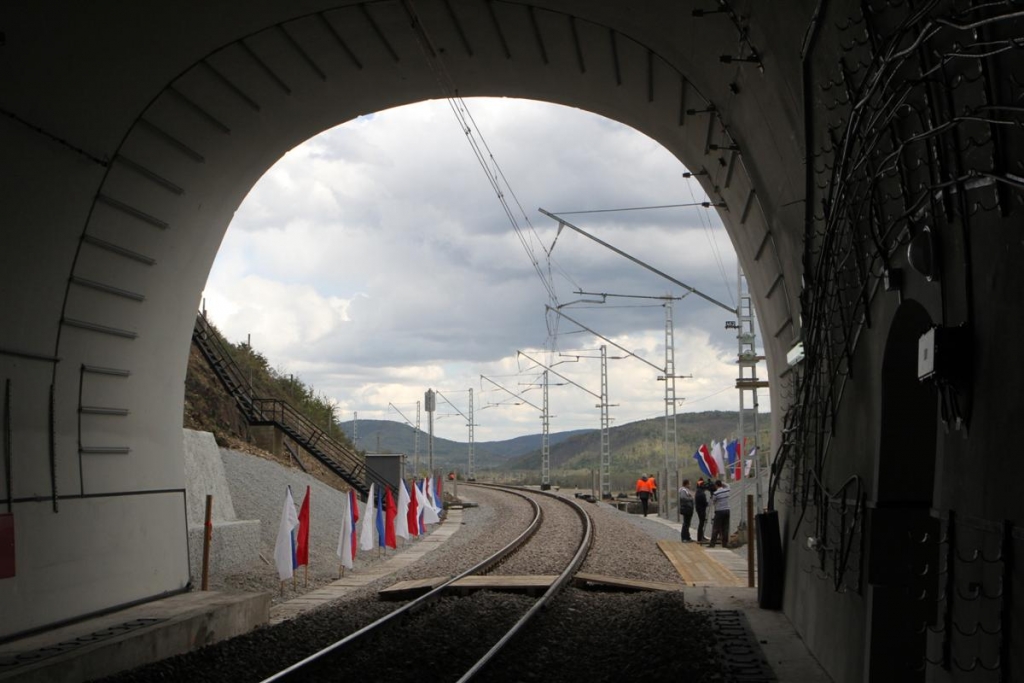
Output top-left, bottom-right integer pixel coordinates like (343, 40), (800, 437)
(694, 477), (711, 543)
(649, 474), (658, 503)
(708, 479), (732, 548)
(635, 474), (652, 517)
(678, 479), (694, 542)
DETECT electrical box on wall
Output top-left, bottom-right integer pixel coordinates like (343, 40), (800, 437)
(918, 325), (970, 383)
(918, 328), (937, 380)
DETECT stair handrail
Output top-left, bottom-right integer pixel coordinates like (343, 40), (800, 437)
(192, 312), (369, 495)
(250, 398), (367, 478)
(192, 312), (257, 418)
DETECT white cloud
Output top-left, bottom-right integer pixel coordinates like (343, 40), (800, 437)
(203, 98), (768, 441)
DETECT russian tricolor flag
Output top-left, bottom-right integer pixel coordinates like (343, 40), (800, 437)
(693, 447), (715, 478)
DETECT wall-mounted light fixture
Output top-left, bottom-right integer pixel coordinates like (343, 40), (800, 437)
(907, 226), (939, 282)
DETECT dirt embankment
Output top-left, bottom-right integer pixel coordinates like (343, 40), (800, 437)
(183, 344), (351, 493)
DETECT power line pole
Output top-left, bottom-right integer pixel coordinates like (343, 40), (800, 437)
(542, 371), (550, 490)
(518, 349), (615, 498)
(435, 389), (475, 480)
(480, 374), (547, 486)
(468, 388), (475, 481)
(599, 345), (611, 500)
(424, 390), (435, 475)
(732, 264), (768, 513)
(570, 289), (689, 516)
(415, 400), (421, 476)
(387, 402), (421, 477)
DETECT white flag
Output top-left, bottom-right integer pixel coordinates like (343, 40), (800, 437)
(359, 483), (377, 551)
(418, 480), (440, 525)
(712, 440), (727, 479)
(336, 490), (355, 570)
(745, 447), (758, 477)
(395, 479), (411, 540)
(425, 476), (436, 511)
(273, 486), (299, 581)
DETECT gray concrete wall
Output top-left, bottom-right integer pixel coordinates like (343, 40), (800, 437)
(182, 429), (260, 585)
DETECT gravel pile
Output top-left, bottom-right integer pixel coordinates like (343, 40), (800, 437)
(99, 474), (757, 682)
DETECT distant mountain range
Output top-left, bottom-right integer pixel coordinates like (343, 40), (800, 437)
(339, 411), (769, 484)
(337, 418), (591, 469)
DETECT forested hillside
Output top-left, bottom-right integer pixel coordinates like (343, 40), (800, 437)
(183, 317), (770, 493)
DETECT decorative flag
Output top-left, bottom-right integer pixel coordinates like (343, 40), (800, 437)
(735, 439), (744, 480)
(712, 440), (727, 478)
(425, 476), (435, 511)
(376, 487), (386, 549)
(350, 489), (360, 557)
(384, 487), (397, 549)
(435, 477), (443, 507)
(418, 479), (440, 525)
(359, 483), (377, 551)
(725, 440), (739, 481)
(693, 448), (713, 477)
(296, 486), (311, 568)
(417, 483), (426, 535)
(699, 443), (719, 477)
(406, 478), (420, 537)
(336, 489), (355, 570)
(395, 479), (411, 540)
(274, 486), (299, 581)
(745, 446), (758, 477)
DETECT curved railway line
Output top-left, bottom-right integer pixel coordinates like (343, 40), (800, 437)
(262, 484), (593, 682)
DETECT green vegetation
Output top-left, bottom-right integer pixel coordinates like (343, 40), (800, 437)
(185, 317), (771, 495)
(184, 318), (358, 455)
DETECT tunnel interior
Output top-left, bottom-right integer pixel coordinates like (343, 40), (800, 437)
(2, 2), (1024, 681)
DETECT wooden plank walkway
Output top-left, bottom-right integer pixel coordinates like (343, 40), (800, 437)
(381, 572), (684, 601)
(572, 572), (684, 593)
(380, 575), (558, 599)
(269, 508), (463, 624)
(657, 540), (746, 587)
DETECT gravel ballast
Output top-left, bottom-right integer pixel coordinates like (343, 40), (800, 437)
(99, 458), (764, 682)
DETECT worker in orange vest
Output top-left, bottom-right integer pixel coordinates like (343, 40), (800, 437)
(648, 474), (658, 502)
(635, 474), (653, 517)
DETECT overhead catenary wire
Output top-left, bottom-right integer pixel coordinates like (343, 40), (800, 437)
(402, 0), (564, 309)
(551, 201), (727, 214)
(683, 176), (736, 309)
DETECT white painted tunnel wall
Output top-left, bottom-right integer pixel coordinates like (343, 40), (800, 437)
(1, 0), (810, 639)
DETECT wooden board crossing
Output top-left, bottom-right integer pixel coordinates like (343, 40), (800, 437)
(572, 572), (684, 593)
(657, 540), (745, 587)
(379, 575), (559, 600)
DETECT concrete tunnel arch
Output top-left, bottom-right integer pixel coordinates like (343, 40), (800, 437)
(2, 0), (807, 647)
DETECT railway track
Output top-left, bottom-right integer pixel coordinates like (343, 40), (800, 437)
(261, 484), (593, 683)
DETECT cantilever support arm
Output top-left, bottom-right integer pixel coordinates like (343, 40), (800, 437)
(539, 208), (738, 315)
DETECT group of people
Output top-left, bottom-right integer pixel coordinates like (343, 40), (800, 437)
(678, 477), (731, 547)
(634, 474), (658, 516)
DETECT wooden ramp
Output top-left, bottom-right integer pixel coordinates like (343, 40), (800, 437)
(380, 575), (558, 600)
(657, 540), (745, 587)
(572, 572), (684, 593)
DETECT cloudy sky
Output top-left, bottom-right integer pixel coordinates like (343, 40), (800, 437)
(202, 97), (765, 443)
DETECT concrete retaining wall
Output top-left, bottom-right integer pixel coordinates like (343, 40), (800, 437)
(182, 430), (260, 584)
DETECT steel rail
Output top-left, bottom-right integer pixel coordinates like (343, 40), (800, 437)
(261, 486), (543, 683)
(456, 483), (594, 682)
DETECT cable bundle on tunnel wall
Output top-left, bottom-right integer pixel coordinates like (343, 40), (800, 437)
(913, 510), (1021, 678)
(770, 0), (1024, 600)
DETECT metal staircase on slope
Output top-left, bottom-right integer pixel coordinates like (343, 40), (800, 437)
(192, 311), (371, 498)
